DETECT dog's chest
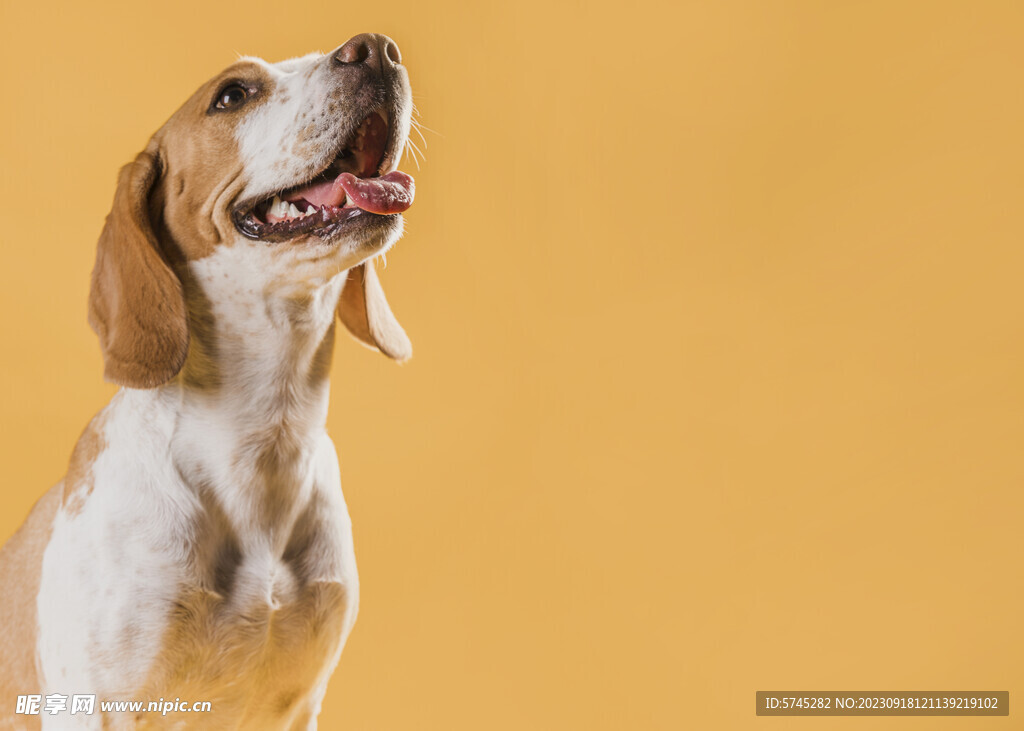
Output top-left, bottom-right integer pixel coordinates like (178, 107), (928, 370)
(139, 432), (357, 723)
(145, 537), (356, 725)
(38, 386), (360, 728)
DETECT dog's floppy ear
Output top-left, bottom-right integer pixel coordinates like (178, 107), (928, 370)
(88, 150), (189, 388)
(337, 260), (412, 362)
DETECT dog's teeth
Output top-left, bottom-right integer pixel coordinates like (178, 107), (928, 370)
(287, 203), (302, 218)
(269, 196), (288, 218)
(306, 205), (316, 215)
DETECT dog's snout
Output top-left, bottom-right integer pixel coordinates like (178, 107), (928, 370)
(333, 33), (402, 74)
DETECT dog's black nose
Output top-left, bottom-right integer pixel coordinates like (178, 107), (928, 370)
(333, 33), (402, 74)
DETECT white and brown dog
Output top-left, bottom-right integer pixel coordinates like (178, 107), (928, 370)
(0, 33), (416, 730)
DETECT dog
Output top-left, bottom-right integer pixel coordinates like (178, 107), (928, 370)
(0, 32), (415, 730)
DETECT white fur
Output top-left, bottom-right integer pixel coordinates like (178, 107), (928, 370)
(235, 55), (336, 202)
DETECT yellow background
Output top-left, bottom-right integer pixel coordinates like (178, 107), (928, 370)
(1, 1), (1022, 728)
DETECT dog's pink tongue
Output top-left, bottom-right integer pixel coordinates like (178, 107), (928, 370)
(285, 171), (415, 214)
(291, 177), (347, 208)
(338, 172), (415, 214)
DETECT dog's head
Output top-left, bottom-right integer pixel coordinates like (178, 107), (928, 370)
(88, 34), (415, 388)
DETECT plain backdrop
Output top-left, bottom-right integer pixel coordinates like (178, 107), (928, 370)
(1, 1), (1023, 729)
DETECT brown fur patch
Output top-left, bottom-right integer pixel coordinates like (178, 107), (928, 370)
(178, 279), (221, 392)
(89, 149), (190, 390)
(0, 485), (61, 729)
(337, 263), (412, 361)
(308, 322), (336, 387)
(137, 581), (350, 725)
(61, 411), (110, 517)
(151, 61), (273, 263)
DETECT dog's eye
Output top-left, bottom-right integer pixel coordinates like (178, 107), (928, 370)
(215, 84), (249, 110)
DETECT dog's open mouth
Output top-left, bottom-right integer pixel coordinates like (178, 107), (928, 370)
(235, 110), (414, 241)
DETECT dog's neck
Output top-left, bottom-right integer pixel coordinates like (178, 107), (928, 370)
(164, 246), (347, 543)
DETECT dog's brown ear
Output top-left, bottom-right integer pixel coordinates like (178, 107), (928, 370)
(88, 150), (189, 388)
(337, 260), (412, 362)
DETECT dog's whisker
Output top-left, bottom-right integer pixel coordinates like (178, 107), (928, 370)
(412, 124), (429, 151)
(410, 119), (441, 140)
(404, 138), (424, 169)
